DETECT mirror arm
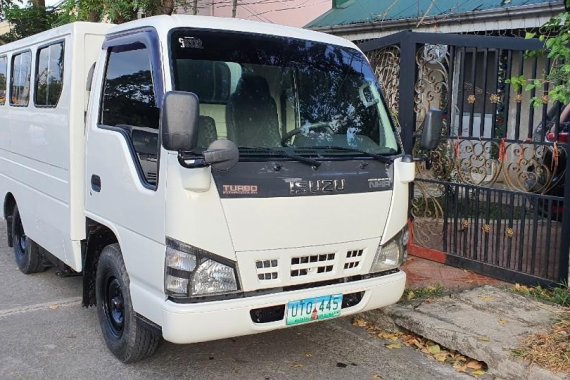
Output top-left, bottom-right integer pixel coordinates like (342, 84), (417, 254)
(412, 155), (429, 162)
(177, 151), (208, 169)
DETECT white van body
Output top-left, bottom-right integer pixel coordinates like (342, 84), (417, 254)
(0, 16), (412, 361)
(0, 23), (113, 269)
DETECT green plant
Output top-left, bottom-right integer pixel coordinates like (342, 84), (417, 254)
(403, 284), (446, 301)
(508, 11), (570, 106)
(2, 3), (57, 42)
(511, 283), (570, 307)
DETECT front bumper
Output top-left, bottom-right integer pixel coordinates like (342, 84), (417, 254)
(161, 270), (405, 344)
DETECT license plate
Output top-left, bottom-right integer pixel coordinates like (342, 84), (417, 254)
(286, 294), (343, 326)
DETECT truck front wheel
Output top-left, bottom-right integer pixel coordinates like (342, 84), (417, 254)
(11, 206), (45, 274)
(95, 243), (161, 362)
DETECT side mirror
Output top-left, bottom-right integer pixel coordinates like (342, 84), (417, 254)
(161, 91), (199, 151)
(419, 109), (443, 150)
(204, 139), (239, 171)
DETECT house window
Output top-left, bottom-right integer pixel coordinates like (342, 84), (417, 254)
(0, 56), (6, 105)
(100, 43), (160, 185)
(35, 42), (65, 107)
(10, 51), (32, 106)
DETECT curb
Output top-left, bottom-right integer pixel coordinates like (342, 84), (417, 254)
(364, 287), (568, 380)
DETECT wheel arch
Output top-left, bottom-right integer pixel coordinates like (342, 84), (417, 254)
(83, 218), (120, 307)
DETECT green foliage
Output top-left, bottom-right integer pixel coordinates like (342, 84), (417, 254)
(511, 283), (570, 307)
(403, 284), (446, 301)
(509, 11), (570, 106)
(57, 0), (174, 24)
(54, 0), (103, 24)
(0, 0), (19, 21)
(2, 3), (58, 42)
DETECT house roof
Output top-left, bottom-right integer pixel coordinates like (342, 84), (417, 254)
(306, 0), (559, 29)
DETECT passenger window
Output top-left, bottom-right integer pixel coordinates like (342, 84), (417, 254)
(100, 43), (159, 185)
(35, 42), (64, 107)
(10, 51), (32, 106)
(0, 56), (6, 105)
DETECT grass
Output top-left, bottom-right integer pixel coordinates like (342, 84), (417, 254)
(403, 284), (446, 301)
(510, 283), (570, 307)
(512, 312), (570, 374)
(511, 283), (570, 374)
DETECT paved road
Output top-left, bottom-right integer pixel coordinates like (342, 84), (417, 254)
(0, 220), (466, 379)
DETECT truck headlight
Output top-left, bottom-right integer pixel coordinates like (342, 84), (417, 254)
(370, 227), (407, 273)
(192, 259), (238, 296)
(165, 238), (239, 297)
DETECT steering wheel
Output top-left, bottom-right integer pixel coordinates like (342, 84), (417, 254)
(281, 122), (334, 147)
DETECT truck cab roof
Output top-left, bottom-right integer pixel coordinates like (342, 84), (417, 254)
(107, 14), (358, 50)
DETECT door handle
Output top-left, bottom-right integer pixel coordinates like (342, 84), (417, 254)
(91, 175), (101, 192)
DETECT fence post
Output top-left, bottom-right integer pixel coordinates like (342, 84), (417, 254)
(560, 147), (570, 285)
(397, 32), (417, 154)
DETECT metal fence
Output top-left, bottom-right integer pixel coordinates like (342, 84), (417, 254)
(360, 31), (569, 286)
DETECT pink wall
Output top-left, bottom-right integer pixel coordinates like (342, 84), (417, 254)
(203, 1), (330, 27)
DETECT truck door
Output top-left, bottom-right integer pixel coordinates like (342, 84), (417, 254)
(84, 30), (167, 317)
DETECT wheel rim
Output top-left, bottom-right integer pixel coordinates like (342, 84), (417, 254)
(104, 277), (125, 338)
(14, 218), (27, 259)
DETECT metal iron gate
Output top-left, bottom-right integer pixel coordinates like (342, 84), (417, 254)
(360, 32), (570, 286)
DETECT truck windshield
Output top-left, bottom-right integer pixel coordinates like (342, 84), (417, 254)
(170, 29), (401, 157)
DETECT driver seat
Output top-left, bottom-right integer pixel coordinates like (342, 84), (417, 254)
(226, 74), (281, 147)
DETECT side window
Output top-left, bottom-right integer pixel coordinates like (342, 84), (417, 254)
(10, 51), (32, 106)
(0, 56), (6, 105)
(101, 43), (159, 185)
(35, 42), (65, 107)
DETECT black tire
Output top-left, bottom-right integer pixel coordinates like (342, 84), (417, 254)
(11, 206), (45, 274)
(96, 243), (161, 363)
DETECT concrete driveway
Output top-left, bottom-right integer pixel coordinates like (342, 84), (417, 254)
(0, 220), (466, 379)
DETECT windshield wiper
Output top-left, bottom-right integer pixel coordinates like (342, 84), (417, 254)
(239, 147), (321, 167)
(307, 146), (397, 163)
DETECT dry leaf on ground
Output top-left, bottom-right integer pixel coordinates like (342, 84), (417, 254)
(353, 318), (367, 327)
(471, 369), (486, 377)
(466, 360), (483, 370)
(427, 344), (441, 354)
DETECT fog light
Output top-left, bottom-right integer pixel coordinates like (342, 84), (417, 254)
(191, 259), (238, 296)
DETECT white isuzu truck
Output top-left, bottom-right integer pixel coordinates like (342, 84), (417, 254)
(0, 15), (441, 362)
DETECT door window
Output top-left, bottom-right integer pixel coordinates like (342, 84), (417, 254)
(100, 43), (159, 185)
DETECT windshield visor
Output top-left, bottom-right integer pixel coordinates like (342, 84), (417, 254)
(170, 29), (401, 157)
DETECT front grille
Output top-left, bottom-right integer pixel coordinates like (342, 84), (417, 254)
(256, 259), (279, 281)
(344, 249), (363, 270)
(251, 247), (368, 286)
(290, 253), (335, 277)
